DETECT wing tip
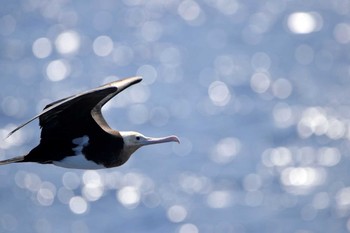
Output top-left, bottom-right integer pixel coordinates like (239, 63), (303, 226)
(126, 76), (143, 84)
(124, 76), (143, 88)
(5, 122), (28, 139)
(5, 125), (24, 139)
(5, 131), (14, 139)
(106, 76), (143, 91)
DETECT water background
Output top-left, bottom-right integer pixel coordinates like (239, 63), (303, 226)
(1, 1), (350, 232)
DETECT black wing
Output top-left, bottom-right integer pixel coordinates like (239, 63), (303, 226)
(7, 76), (142, 138)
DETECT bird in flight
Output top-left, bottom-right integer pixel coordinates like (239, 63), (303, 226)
(0, 76), (179, 169)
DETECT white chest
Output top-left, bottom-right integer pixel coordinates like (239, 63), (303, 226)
(53, 155), (105, 169)
(52, 135), (105, 170)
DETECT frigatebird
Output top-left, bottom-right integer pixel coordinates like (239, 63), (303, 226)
(0, 76), (179, 169)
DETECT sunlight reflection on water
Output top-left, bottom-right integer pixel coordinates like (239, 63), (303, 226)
(1, 0), (350, 232)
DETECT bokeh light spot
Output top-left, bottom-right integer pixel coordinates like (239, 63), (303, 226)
(167, 205), (188, 223)
(336, 187), (350, 209)
(211, 137), (241, 164)
(62, 172), (81, 190)
(272, 78), (292, 99)
(93, 35), (114, 57)
(262, 147), (292, 167)
(55, 30), (80, 55)
(208, 81), (231, 106)
(178, 223), (199, 233)
(69, 196), (88, 214)
(82, 171), (104, 202)
(46, 59), (70, 82)
(37, 182), (56, 206)
(207, 190), (232, 208)
(32, 37), (52, 59)
(334, 23), (350, 44)
(297, 107), (334, 138)
(287, 12), (322, 34)
(281, 167), (325, 194)
(117, 186), (140, 209)
(178, 0), (201, 22)
(317, 147), (341, 167)
(250, 72), (270, 93)
(272, 102), (294, 128)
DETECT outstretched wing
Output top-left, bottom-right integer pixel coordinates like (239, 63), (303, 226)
(7, 76), (142, 139)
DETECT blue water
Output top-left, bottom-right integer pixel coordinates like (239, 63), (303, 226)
(1, 0), (350, 232)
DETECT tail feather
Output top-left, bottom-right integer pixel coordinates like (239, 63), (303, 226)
(0, 156), (25, 165)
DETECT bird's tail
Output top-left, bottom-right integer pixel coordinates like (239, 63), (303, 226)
(0, 156), (25, 165)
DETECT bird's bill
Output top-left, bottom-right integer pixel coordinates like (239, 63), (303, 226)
(144, 135), (180, 145)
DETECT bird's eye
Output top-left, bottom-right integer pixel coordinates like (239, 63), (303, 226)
(136, 136), (140, 140)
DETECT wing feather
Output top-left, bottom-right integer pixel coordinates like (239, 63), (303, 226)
(7, 76), (142, 138)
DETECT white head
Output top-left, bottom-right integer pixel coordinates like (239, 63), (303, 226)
(119, 131), (180, 156)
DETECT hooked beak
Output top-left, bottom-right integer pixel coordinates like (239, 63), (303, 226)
(144, 135), (180, 145)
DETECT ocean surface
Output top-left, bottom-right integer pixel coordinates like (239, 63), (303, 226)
(1, 0), (350, 232)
